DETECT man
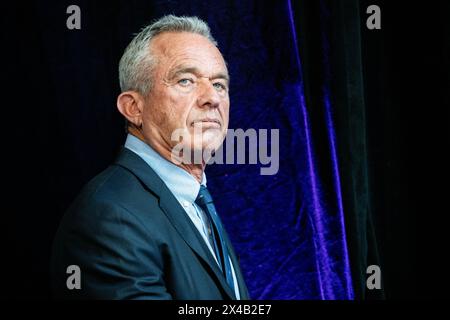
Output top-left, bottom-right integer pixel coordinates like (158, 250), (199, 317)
(51, 15), (249, 300)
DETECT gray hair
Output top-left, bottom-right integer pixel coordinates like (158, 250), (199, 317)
(118, 15), (218, 95)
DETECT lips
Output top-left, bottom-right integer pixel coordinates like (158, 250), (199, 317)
(192, 118), (221, 126)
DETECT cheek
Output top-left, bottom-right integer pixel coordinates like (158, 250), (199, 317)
(167, 90), (199, 125)
(170, 95), (194, 126)
(222, 103), (230, 125)
(147, 89), (187, 123)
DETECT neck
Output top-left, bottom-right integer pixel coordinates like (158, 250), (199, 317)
(128, 128), (205, 184)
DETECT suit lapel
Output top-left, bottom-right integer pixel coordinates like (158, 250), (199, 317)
(158, 190), (236, 300)
(114, 148), (236, 300)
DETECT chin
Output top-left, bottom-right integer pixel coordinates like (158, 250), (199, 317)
(201, 133), (225, 149)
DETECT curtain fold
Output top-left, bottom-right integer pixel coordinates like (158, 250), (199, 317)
(293, 0), (384, 299)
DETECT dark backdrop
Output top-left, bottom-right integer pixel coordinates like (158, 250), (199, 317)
(1, 0), (449, 299)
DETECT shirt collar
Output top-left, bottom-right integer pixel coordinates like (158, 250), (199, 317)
(124, 134), (206, 205)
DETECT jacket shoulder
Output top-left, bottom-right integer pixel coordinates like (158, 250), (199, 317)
(58, 164), (164, 234)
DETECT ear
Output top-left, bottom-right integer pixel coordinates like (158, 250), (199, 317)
(116, 91), (145, 127)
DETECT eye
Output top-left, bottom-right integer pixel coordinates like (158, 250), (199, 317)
(213, 82), (226, 91)
(178, 78), (194, 86)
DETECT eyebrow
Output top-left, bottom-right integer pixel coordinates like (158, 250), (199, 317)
(170, 66), (230, 83)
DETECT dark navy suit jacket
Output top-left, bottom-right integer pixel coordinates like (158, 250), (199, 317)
(51, 147), (250, 300)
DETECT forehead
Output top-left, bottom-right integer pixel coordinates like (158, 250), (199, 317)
(150, 32), (228, 74)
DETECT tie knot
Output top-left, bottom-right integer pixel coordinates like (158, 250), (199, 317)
(195, 185), (213, 207)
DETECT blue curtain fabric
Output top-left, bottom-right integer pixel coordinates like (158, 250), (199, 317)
(143, 0), (355, 299)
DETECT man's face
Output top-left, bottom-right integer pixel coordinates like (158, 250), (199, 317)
(140, 31), (230, 162)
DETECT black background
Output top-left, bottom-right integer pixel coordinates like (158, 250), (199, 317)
(361, 0), (449, 299)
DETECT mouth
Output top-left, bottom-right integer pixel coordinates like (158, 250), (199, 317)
(192, 118), (221, 128)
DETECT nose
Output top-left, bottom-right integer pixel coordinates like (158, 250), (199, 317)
(196, 79), (221, 109)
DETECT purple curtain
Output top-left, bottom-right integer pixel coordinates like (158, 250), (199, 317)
(201, 0), (354, 299)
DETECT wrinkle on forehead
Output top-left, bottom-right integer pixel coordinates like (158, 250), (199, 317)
(150, 32), (228, 77)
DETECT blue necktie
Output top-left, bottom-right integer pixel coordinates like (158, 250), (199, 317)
(195, 185), (236, 293)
